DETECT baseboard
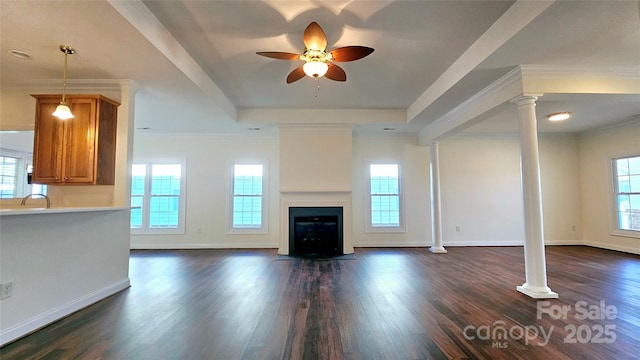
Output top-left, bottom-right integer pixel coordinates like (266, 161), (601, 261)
(442, 240), (579, 247)
(0, 278), (130, 347)
(545, 240), (583, 246)
(130, 240), (587, 250)
(353, 242), (428, 248)
(582, 241), (640, 255)
(130, 243), (279, 250)
(443, 240), (524, 247)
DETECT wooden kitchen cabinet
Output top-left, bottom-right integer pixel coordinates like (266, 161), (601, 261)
(31, 94), (120, 185)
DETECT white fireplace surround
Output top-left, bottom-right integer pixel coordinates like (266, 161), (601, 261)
(279, 191), (354, 255)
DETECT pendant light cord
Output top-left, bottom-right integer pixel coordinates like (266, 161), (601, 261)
(61, 50), (68, 103)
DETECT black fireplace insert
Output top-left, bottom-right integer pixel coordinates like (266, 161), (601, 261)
(289, 207), (343, 257)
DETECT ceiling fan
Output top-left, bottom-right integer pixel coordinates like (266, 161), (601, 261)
(257, 22), (374, 84)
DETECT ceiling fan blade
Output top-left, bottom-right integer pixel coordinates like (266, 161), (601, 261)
(325, 64), (346, 82)
(330, 46), (374, 62)
(256, 51), (300, 61)
(286, 66), (306, 83)
(303, 22), (327, 51)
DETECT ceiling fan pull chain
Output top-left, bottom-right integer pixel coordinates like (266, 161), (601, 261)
(315, 78), (320, 99)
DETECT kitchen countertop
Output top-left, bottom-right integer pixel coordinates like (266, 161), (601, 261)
(0, 206), (131, 216)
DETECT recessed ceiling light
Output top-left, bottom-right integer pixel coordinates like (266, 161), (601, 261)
(8, 49), (32, 59)
(383, 127), (396, 131)
(547, 112), (571, 121)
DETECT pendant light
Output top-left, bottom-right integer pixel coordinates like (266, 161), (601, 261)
(52, 45), (75, 120)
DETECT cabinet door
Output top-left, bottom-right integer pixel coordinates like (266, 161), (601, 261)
(62, 98), (97, 183)
(32, 99), (63, 184)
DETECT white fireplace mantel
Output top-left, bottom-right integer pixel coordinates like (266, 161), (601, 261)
(279, 191), (353, 255)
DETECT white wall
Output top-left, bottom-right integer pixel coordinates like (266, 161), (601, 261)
(131, 133), (280, 249)
(132, 132), (434, 249)
(352, 134), (431, 247)
(131, 131), (588, 250)
(578, 121), (640, 254)
(0, 90), (37, 131)
(0, 209), (131, 345)
(439, 136), (525, 245)
(279, 127), (353, 192)
(437, 135), (582, 246)
(539, 135), (582, 243)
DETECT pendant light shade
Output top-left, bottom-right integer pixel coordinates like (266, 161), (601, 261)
(53, 45), (75, 120)
(52, 101), (74, 119)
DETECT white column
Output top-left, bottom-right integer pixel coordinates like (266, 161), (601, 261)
(429, 141), (447, 253)
(511, 95), (558, 299)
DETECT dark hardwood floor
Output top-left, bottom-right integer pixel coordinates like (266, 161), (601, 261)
(1, 246), (639, 359)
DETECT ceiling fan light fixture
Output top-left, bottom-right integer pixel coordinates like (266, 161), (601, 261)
(53, 45), (75, 120)
(547, 112), (571, 121)
(303, 60), (328, 78)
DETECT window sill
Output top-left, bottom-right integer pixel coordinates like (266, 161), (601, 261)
(365, 226), (406, 234)
(131, 228), (185, 235)
(227, 227), (268, 235)
(610, 229), (640, 239)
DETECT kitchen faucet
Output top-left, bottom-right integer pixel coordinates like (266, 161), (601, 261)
(20, 193), (51, 208)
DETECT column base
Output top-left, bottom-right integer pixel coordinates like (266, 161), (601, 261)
(429, 246), (447, 254)
(516, 284), (558, 299)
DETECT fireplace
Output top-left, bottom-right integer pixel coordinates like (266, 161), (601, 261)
(279, 191), (353, 255)
(289, 207), (343, 257)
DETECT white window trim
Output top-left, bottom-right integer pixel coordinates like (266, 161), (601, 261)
(226, 159), (269, 235)
(130, 158), (187, 235)
(608, 153), (640, 239)
(365, 161), (406, 233)
(0, 148), (34, 198)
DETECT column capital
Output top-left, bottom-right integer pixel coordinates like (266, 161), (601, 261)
(430, 141), (439, 148)
(510, 94), (542, 107)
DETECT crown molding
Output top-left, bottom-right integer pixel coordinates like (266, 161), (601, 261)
(239, 108), (405, 125)
(277, 123), (356, 131)
(134, 131), (279, 138)
(520, 65), (640, 94)
(577, 117), (640, 139)
(2, 79), (139, 93)
(520, 65), (640, 79)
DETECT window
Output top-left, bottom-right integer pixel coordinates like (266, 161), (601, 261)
(131, 161), (186, 234)
(0, 151), (46, 198)
(613, 155), (640, 232)
(231, 164), (264, 230)
(0, 155), (18, 198)
(26, 164), (47, 196)
(369, 163), (402, 230)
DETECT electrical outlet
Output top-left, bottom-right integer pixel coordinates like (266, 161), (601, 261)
(572, 225), (577, 231)
(455, 225), (461, 232)
(1, 281), (13, 299)
(196, 228), (202, 234)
